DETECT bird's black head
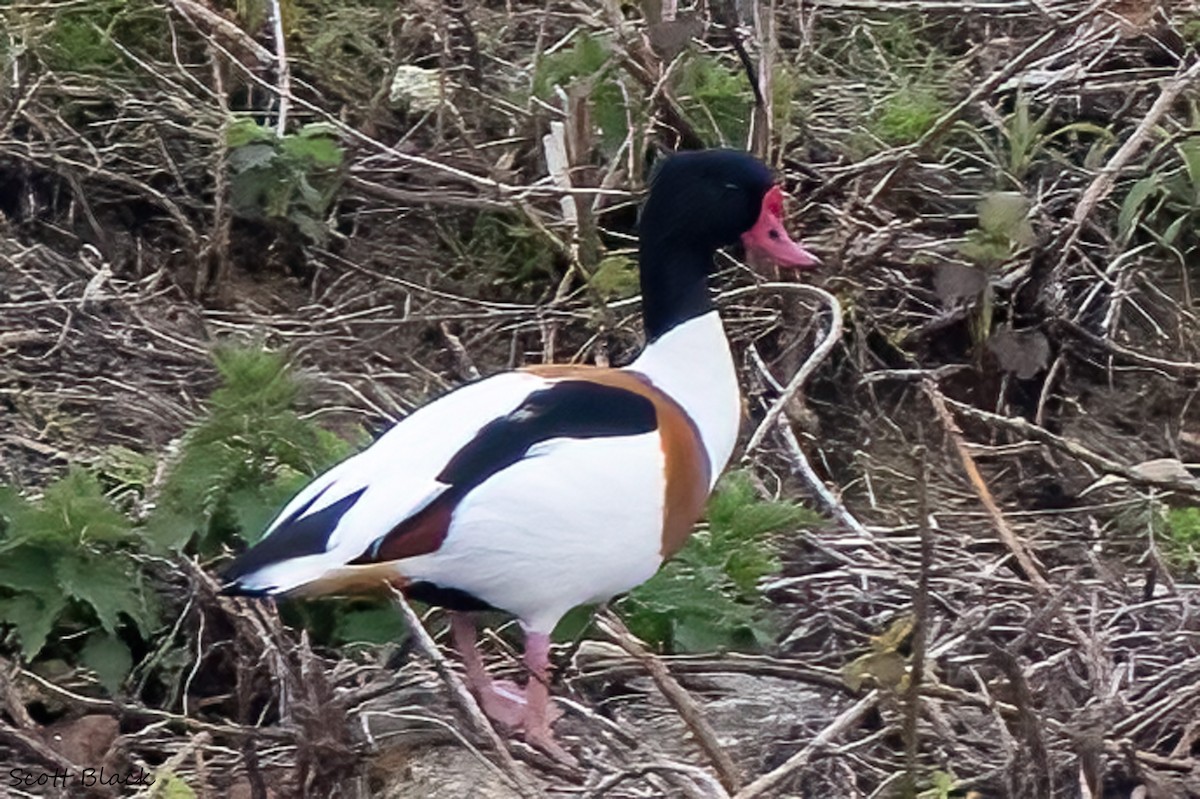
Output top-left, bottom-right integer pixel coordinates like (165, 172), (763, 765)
(636, 149), (818, 340)
(639, 149), (818, 267)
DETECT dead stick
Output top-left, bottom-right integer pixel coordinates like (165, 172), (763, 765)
(743, 284), (843, 457)
(925, 383), (1052, 593)
(940, 395), (1200, 497)
(1072, 57), (1200, 229)
(903, 444), (931, 791)
(1056, 318), (1200, 377)
(596, 612), (741, 794)
(732, 691), (879, 799)
(165, 0), (274, 64)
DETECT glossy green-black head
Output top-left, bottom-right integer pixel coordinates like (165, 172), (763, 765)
(636, 149), (819, 340)
(639, 149), (818, 268)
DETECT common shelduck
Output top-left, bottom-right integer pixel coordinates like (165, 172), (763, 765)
(222, 149), (819, 757)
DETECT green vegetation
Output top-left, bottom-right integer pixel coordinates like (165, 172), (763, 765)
(960, 191), (1033, 268)
(842, 613), (914, 692)
(41, 0), (170, 74)
(446, 210), (560, 290)
(531, 28), (761, 151)
(954, 94), (1113, 188)
(619, 471), (819, 653)
(226, 120), (346, 243)
(872, 82), (944, 146)
(1164, 506), (1200, 572)
(147, 345), (357, 554)
(0, 469), (158, 690)
(953, 191), (1033, 347)
(674, 56), (754, 146)
(1116, 499), (1200, 575)
(0, 345), (371, 691)
(836, 18), (954, 153)
(533, 32), (631, 153)
(587, 253), (640, 300)
(1119, 133), (1200, 265)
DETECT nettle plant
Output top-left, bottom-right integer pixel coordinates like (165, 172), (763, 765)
(618, 472), (820, 653)
(147, 346), (358, 556)
(0, 470), (159, 692)
(226, 119), (345, 243)
(0, 346), (372, 692)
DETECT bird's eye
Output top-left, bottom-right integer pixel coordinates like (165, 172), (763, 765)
(723, 182), (741, 192)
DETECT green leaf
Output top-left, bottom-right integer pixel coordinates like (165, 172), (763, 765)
(289, 212), (327, 244)
(842, 650), (908, 692)
(931, 769), (956, 798)
(872, 82), (945, 146)
(1176, 138), (1200, 198)
(1118, 175), (1160, 240)
(533, 31), (611, 98)
(151, 344), (359, 553)
(144, 508), (201, 553)
(0, 485), (33, 539)
(226, 118), (275, 148)
(1167, 507), (1200, 545)
(620, 470), (817, 652)
(588, 255), (640, 300)
(228, 143), (279, 174)
(227, 473), (308, 543)
(671, 617), (737, 652)
(675, 54), (753, 145)
(0, 545), (61, 596)
(280, 134), (343, 168)
(55, 556), (151, 636)
(1162, 214), (1187, 247)
(34, 468), (132, 545)
(977, 192), (1033, 247)
(334, 605), (407, 646)
(229, 168), (277, 216)
(552, 604), (598, 642)
(0, 593), (67, 658)
(79, 632), (132, 693)
(298, 122), (339, 139)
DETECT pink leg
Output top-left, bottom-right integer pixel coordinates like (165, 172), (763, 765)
(520, 629), (574, 763)
(449, 613), (526, 728)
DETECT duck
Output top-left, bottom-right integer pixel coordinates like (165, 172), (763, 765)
(221, 148), (819, 757)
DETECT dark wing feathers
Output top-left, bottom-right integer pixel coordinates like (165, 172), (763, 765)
(351, 380), (658, 564)
(221, 486), (366, 589)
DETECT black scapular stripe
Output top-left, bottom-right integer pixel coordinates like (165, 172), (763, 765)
(350, 379), (658, 567)
(221, 486), (367, 588)
(437, 380), (658, 494)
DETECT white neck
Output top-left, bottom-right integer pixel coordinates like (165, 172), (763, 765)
(628, 311), (741, 485)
